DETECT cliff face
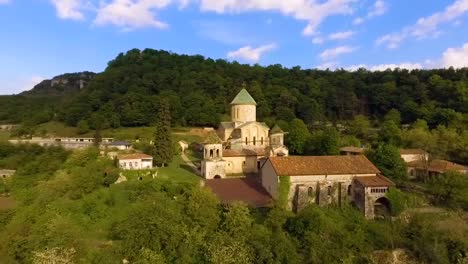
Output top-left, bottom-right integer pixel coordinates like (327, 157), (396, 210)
(21, 71), (96, 96)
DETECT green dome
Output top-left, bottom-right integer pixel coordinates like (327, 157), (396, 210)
(230, 88), (257, 105)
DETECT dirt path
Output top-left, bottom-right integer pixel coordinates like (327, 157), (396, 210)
(180, 152), (200, 175)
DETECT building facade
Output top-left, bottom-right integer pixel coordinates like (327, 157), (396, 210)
(117, 153), (153, 170)
(260, 155), (394, 219)
(201, 89), (288, 179)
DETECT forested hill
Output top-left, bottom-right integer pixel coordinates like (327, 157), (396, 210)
(1, 48), (467, 129)
(21, 71), (96, 97)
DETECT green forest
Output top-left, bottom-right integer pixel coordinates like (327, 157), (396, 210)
(0, 144), (467, 263)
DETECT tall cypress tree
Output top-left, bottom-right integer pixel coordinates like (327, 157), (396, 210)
(153, 99), (173, 167)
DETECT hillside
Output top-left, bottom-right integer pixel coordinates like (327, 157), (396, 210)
(20, 72), (96, 97)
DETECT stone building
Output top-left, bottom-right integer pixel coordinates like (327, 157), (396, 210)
(260, 155), (394, 219)
(201, 89), (288, 179)
(399, 149), (428, 163)
(117, 153), (153, 170)
(9, 137), (113, 150)
(406, 159), (467, 179)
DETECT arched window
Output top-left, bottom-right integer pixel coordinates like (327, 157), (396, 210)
(253, 136), (256, 146)
(216, 149), (220, 158)
(210, 149), (213, 158)
(245, 137), (248, 145)
(347, 185), (352, 196)
(308, 187), (313, 197)
(261, 137), (264, 145)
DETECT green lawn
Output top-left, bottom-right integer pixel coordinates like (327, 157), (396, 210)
(121, 155), (200, 184)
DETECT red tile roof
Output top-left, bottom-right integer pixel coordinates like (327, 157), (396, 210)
(223, 148), (265, 157)
(407, 159), (466, 173)
(354, 175), (394, 187)
(117, 153), (153, 160)
(205, 178), (272, 207)
(268, 155), (380, 176)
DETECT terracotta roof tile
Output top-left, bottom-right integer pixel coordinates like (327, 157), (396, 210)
(205, 178), (272, 207)
(268, 155), (380, 176)
(117, 153), (153, 160)
(407, 159), (466, 173)
(354, 175), (394, 187)
(223, 148), (265, 157)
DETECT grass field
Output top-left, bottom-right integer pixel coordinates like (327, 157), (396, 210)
(121, 155), (200, 184)
(0, 131), (10, 142)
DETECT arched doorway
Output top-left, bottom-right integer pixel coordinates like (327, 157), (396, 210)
(213, 175), (221, 179)
(374, 197), (391, 218)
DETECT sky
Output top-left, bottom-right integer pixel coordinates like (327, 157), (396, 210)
(0, 0), (468, 94)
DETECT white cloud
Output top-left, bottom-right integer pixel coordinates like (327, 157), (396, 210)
(319, 45), (356, 60)
(315, 61), (338, 69)
(198, 0), (355, 36)
(352, 0), (387, 25)
(0, 0), (11, 4)
(346, 62), (422, 71)
(352, 17), (364, 25)
(328, 30), (355, 40)
(368, 0), (387, 17)
(50, 0), (85, 20)
(441, 43), (468, 68)
(312, 37), (324, 44)
(94, 0), (174, 30)
(377, 0), (468, 48)
(227, 43), (276, 63)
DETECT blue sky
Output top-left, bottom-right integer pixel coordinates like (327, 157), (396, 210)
(1, 0), (468, 94)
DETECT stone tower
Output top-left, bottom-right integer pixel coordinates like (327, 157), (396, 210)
(201, 132), (226, 179)
(230, 88), (257, 125)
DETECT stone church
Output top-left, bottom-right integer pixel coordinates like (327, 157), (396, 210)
(201, 89), (288, 179)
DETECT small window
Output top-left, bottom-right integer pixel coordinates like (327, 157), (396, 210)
(245, 137), (248, 145)
(257, 161), (261, 169)
(216, 149), (220, 158)
(210, 149), (213, 158)
(347, 185), (352, 196)
(253, 136), (256, 146)
(243, 161), (246, 166)
(308, 187), (313, 197)
(261, 137), (264, 145)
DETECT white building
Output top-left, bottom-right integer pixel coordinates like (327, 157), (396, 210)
(399, 149), (428, 163)
(104, 141), (132, 150)
(117, 153), (153, 170)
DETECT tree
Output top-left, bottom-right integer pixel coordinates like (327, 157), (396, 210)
(385, 187), (406, 216)
(286, 119), (310, 154)
(379, 120), (402, 146)
(153, 99), (173, 167)
(77, 120), (90, 135)
(347, 115), (371, 139)
(306, 127), (340, 155)
(427, 171), (467, 208)
(384, 109), (402, 125)
(367, 144), (407, 184)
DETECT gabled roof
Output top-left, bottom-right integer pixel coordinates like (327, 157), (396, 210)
(230, 88), (257, 105)
(400, 149), (427, 155)
(354, 175), (394, 187)
(223, 148), (265, 157)
(407, 159), (466, 173)
(268, 155), (380, 176)
(270, 124), (284, 134)
(205, 178), (272, 207)
(204, 131), (222, 144)
(236, 121), (269, 129)
(117, 153), (153, 160)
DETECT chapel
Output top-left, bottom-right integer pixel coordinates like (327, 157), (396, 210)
(201, 88), (288, 179)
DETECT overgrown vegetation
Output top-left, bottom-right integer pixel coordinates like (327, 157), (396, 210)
(0, 143), (466, 263)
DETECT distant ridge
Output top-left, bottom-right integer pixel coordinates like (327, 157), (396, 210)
(20, 71), (96, 96)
